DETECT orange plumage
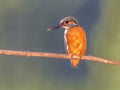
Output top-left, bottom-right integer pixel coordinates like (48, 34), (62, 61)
(64, 25), (86, 68)
(48, 16), (86, 68)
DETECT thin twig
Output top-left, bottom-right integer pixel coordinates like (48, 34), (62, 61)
(0, 49), (120, 66)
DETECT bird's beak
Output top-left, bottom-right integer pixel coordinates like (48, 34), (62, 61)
(47, 23), (62, 31)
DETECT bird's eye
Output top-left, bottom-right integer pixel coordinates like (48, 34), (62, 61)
(65, 21), (69, 24)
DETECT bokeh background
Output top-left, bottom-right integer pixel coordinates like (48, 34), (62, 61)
(0, 0), (120, 90)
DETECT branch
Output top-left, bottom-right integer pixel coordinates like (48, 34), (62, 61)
(0, 49), (120, 66)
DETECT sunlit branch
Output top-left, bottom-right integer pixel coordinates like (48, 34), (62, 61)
(0, 50), (120, 66)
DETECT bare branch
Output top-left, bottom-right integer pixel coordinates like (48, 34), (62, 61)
(0, 50), (120, 66)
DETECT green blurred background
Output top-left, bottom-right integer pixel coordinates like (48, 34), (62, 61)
(0, 0), (120, 90)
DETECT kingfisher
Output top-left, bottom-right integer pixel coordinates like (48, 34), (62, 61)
(48, 16), (86, 68)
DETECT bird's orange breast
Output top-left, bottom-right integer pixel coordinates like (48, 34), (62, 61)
(64, 26), (86, 57)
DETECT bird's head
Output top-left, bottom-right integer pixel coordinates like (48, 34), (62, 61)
(48, 16), (78, 31)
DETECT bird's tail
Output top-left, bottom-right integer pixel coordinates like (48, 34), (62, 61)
(70, 59), (79, 68)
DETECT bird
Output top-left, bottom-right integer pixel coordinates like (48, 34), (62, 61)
(48, 16), (86, 68)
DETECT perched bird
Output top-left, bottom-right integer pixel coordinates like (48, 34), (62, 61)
(48, 16), (86, 68)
